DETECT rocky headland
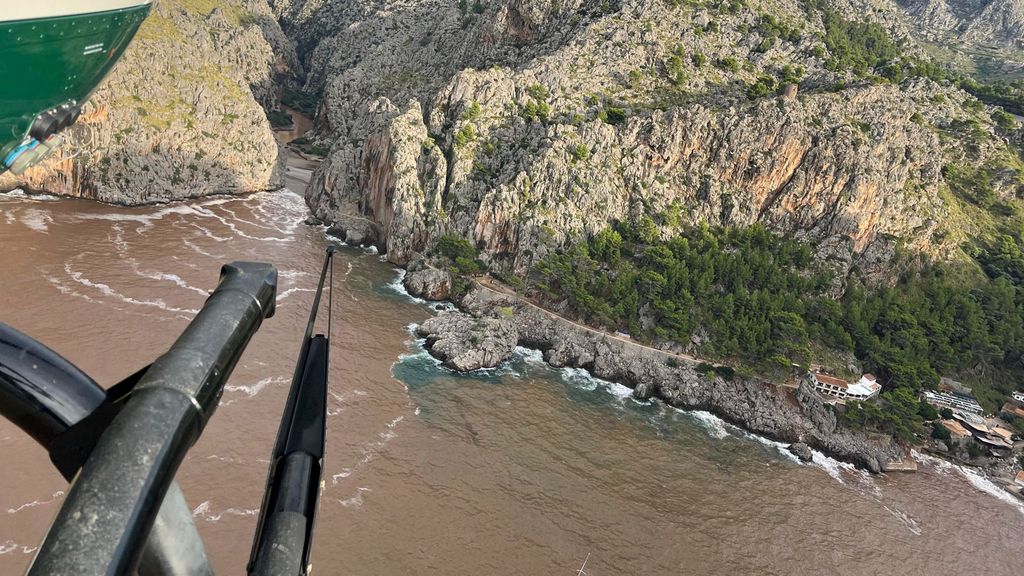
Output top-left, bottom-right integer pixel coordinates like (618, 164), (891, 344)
(0, 0), (298, 204)
(401, 262), (902, 472)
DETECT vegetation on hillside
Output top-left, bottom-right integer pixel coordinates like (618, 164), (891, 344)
(282, 87), (319, 116)
(811, 0), (898, 77)
(526, 219), (1024, 439)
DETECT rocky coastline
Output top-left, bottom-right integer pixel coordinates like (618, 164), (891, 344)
(395, 260), (903, 473)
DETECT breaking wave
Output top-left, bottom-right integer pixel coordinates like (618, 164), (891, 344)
(913, 450), (1024, 516)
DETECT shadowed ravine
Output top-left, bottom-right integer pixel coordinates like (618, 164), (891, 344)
(1, 186), (1023, 575)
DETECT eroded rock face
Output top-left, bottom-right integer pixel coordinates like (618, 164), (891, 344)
(282, 0), (1018, 283)
(0, 0), (296, 204)
(417, 283), (901, 471)
(901, 0), (1024, 49)
(403, 258), (453, 300)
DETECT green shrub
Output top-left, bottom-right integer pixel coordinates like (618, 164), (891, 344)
(526, 83), (549, 101)
(267, 110), (293, 127)
(281, 87), (319, 116)
(437, 234), (478, 261)
(571, 143), (590, 162)
(599, 106), (627, 125)
(967, 442), (985, 459)
(993, 109), (1017, 131)
(930, 422), (951, 440)
(454, 124), (476, 147)
(943, 164), (997, 208)
(918, 401), (939, 421)
(810, 0), (897, 77)
(716, 57), (740, 72)
(746, 75), (777, 99)
(461, 101), (482, 122)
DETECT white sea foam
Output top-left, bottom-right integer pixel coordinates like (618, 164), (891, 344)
(688, 410), (731, 440)
(332, 412), (405, 481)
(216, 205), (280, 231)
(277, 286), (317, 302)
(379, 415), (405, 441)
(1, 188), (57, 201)
(204, 454), (245, 465)
(7, 491), (64, 514)
(279, 269), (312, 281)
(0, 540), (37, 556)
(912, 451), (1024, 516)
(809, 450), (863, 485)
(223, 376), (288, 402)
(65, 262), (199, 315)
(20, 208), (52, 232)
(75, 204), (196, 233)
(191, 205), (292, 243)
(47, 275), (103, 305)
(559, 365), (635, 401)
(339, 487), (371, 508)
(191, 501), (259, 522)
(883, 505), (923, 536)
(182, 238), (222, 259)
(130, 264), (209, 297)
(188, 222), (232, 242)
(386, 269), (425, 304)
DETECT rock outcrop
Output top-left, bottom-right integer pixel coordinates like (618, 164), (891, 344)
(417, 310), (518, 371)
(900, 0), (1024, 48)
(403, 258), (453, 300)
(0, 0), (298, 204)
(788, 442), (815, 462)
(415, 282), (901, 471)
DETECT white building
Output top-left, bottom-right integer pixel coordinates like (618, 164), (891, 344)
(922, 390), (984, 415)
(811, 373), (881, 401)
(1012, 391), (1024, 403)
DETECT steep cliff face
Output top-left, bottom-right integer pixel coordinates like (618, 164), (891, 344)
(286, 0), (1021, 281)
(900, 0), (1024, 47)
(0, 0), (299, 204)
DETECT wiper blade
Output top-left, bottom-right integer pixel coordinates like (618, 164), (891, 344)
(248, 247), (336, 576)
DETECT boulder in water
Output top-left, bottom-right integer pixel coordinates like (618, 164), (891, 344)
(788, 442), (813, 462)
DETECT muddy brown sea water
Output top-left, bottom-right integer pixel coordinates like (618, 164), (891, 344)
(1, 183), (1023, 575)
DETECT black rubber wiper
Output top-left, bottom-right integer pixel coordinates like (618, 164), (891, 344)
(248, 246), (336, 576)
(27, 261), (278, 575)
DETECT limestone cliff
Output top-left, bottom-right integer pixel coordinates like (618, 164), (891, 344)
(900, 0), (1024, 48)
(0, 0), (299, 204)
(280, 0), (1022, 284)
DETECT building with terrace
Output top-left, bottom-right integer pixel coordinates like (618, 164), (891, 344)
(810, 372), (881, 402)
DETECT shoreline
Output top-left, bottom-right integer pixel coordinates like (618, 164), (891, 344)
(388, 260), (905, 473)
(389, 263), (1023, 499)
